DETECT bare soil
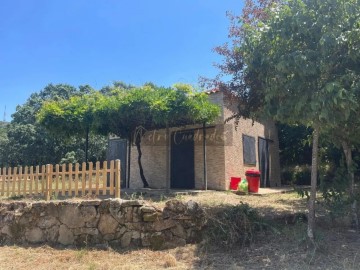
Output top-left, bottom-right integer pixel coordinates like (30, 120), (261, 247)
(1, 191), (359, 270)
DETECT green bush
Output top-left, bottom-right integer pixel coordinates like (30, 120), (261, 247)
(204, 202), (265, 248)
(281, 166), (311, 186)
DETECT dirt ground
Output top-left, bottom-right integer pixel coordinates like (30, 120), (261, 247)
(1, 191), (360, 270)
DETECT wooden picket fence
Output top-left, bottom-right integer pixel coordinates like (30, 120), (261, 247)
(0, 160), (121, 200)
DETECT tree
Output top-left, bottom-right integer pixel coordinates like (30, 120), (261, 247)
(97, 84), (220, 188)
(214, 0), (360, 240)
(37, 92), (105, 162)
(1, 84), (107, 167)
(100, 81), (135, 95)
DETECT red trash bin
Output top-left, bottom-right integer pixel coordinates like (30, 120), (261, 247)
(230, 177), (241, 190)
(246, 169), (261, 193)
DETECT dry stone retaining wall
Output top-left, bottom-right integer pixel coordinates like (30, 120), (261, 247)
(0, 199), (206, 250)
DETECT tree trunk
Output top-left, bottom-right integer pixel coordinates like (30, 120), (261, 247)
(341, 140), (359, 231)
(135, 132), (149, 188)
(308, 125), (319, 241)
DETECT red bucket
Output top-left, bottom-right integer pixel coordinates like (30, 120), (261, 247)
(230, 177), (241, 190)
(245, 169), (261, 193)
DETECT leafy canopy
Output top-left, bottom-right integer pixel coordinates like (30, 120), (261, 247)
(97, 84), (220, 140)
(241, 0), (360, 127)
(37, 92), (105, 138)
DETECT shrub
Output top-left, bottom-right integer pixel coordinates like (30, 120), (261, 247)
(281, 166), (311, 186)
(204, 202), (265, 248)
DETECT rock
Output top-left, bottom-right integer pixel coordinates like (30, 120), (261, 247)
(153, 219), (176, 232)
(141, 233), (150, 246)
(103, 233), (115, 241)
(163, 236), (186, 249)
(25, 227), (45, 243)
(125, 208), (133, 222)
(132, 231), (141, 239)
(133, 209), (141, 223)
(85, 216), (100, 228)
(80, 200), (101, 206)
(1, 225), (12, 237)
(38, 216), (59, 229)
(121, 232), (132, 248)
(125, 222), (143, 231)
(46, 202), (59, 217)
(58, 205), (97, 229)
(58, 205), (83, 228)
(121, 200), (143, 207)
(170, 224), (186, 239)
(143, 212), (158, 222)
(164, 200), (186, 214)
(99, 200), (111, 214)
(140, 206), (157, 213)
(116, 226), (127, 237)
(98, 214), (119, 235)
(73, 227), (99, 236)
(149, 233), (165, 250)
(109, 205), (126, 224)
(58, 225), (74, 245)
(109, 199), (122, 209)
(80, 206), (97, 222)
(46, 225), (59, 243)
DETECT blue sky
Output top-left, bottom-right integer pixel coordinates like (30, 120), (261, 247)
(0, 0), (243, 121)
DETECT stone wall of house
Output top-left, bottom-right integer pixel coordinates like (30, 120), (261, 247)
(0, 199), (206, 249)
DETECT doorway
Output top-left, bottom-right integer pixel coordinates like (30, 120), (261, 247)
(258, 137), (270, 187)
(170, 130), (195, 189)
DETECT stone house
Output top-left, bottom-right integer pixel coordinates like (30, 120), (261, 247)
(108, 90), (281, 190)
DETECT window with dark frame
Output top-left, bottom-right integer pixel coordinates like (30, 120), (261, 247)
(242, 135), (256, 165)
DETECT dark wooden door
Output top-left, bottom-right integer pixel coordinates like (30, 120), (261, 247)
(107, 138), (127, 188)
(171, 130), (195, 189)
(258, 137), (270, 187)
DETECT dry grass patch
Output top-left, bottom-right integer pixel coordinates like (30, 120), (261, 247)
(0, 245), (196, 270)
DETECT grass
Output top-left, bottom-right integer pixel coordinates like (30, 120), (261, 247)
(0, 191), (359, 269)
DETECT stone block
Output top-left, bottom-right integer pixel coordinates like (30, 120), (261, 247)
(38, 216), (59, 229)
(143, 212), (158, 222)
(58, 225), (74, 245)
(121, 231), (132, 248)
(25, 227), (45, 243)
(153, 219), (176, 232)
(98, 214), (119, 235)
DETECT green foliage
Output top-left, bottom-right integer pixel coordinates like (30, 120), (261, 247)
(60, 151), (78, 164)
(37, 92), (104, 137)
(205, 203), (265, 248)
(97, 84), (221, 140)
(242, 0), (360, 127)
(319, 158), (353, 218)
(282, 166), (312, 186)
(0, 84), (106, 167)
(278, 123), (312, 167)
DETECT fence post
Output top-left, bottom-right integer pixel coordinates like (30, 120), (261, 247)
(115, 159), (121, 199)
(45, 164), (51, 201)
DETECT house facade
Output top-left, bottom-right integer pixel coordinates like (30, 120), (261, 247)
(112, 90), (281, 190)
